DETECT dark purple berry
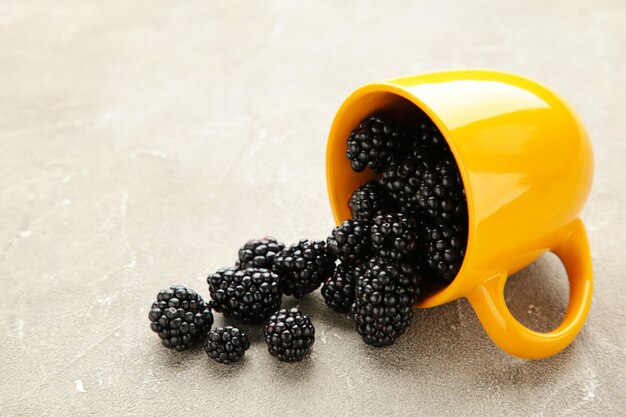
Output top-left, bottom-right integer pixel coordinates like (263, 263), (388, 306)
(264, 308), (315, 362)
(352, 257), (421, 347)
(349, 181), (397, 221)
(274, 240), (336, 298)
(208, 267), (282, 323)
(148, 285), (214, 351)
(205, 326), (250, 364)
(236, 236), (285, 269)
(327, 220), (371, 266)
(370, 213), (419, 261)
(346, 113), (403, 173)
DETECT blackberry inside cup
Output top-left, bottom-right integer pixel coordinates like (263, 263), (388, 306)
(346, 110), (469, 289)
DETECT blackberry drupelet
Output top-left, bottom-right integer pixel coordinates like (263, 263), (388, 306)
(264, 308), (315, 362)
(274, 239), (336, 298)
(348, 181), (397, 221)
(321, 264), (361, 313)
(236, 236), (285, 269)
(148, 285), (214, 351)
(208, 267), (283, 323)
(352, 257), (421, 347)
(415, 153), (466, 222)
(326, 220), (371, 266)
(422, 221), (467, 283)
(370, 213), (419, 260)
(205, 326), (250, 364)
(346, 113), (403, 173)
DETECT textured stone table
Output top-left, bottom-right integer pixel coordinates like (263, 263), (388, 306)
(1, 1), (625, 415)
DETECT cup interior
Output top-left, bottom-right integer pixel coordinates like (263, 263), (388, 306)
(327, 91), (426, 221)
(327, 87), (471, 299)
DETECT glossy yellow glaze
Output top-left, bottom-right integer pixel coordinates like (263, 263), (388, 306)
(326, 70), (594, 359)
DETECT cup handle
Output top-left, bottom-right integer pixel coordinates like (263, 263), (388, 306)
(466, 219), (593, 359)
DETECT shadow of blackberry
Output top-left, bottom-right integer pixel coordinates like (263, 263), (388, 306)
(267, 351), (316, 379)
(200, 350), (249, 378)
(150, 338), (208, 370)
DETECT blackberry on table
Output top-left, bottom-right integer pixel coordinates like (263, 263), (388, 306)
(349, 181), (397, 222)
(274, 239), (336, 298)
(346, 113), (403, 173)
(148, 285), (214, 351)
(422, 221), (467, 283)
(352, 257), (421, 347)
(264, 308), (315, 362)
(205, 326), (250, 364)
(326, 220), (371, 266)
(208, 267), (283, 324)
(236, 236), (285, 269)
(370, 213), (419, 261)
(321, 264), (361, 314)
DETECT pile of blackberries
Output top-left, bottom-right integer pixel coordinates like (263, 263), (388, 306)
(149, 236), (328, 363)
(346, 112), (468, 279)
(148, 110), (468, 361)
(332, 110), (468, 346)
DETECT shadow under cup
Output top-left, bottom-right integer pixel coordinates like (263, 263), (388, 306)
(325, 70), (594, 359)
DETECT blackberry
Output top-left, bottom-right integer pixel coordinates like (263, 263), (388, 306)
(236, 236), (285, 269)
(205, 326), (250, 364)
(274, 240), (336, 298)
(264, 308), (315, 362)
(352, 257), (421, 347)
(148, 285), (214, 351)
(380, 150), (466, 221)
(348, 181), (397, 222)
(422, 221), (467, 283)
(415, 152), (466, 222)
(346, 113), (403, 173)
(403, 112), (448, 150)
(370, 213), (419, 260)
(379, 151), (431, 214)
(326, 220), (371, 266)
(321, 264), (361, 313)
(208, 267), (282, 323)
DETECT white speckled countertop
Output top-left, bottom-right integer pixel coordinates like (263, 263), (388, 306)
(1, 1), (625, 415)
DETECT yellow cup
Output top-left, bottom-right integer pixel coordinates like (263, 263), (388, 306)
(326, 69), (593, 360)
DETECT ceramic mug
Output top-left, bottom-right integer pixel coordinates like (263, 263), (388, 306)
(326, 69), (593, 360)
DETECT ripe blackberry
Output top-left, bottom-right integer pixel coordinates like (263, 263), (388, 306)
(415, 153), (466, 222)
(207, 267), (282, 323)
(348, 181), (397, 222)
(148, 285), (214, 351)
(422, 221), (467, 283)
(274, 239), (336, 298)
(346, 113), (403, 173)
(236, 236), (285, 269)
(370, 213), (419, 260)
(321, 264), (361, 313)
(264, 308), (315, 362)
(326, 220), (371, 266)
(403, 112), (448, 150)
(379, 152), (431, 214)
(205, 326), (250, 364)
(380, 150), (466, 221)
(352, 257), (421, 347)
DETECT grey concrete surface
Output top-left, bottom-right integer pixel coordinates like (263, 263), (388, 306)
(1, 1), (625, 416)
